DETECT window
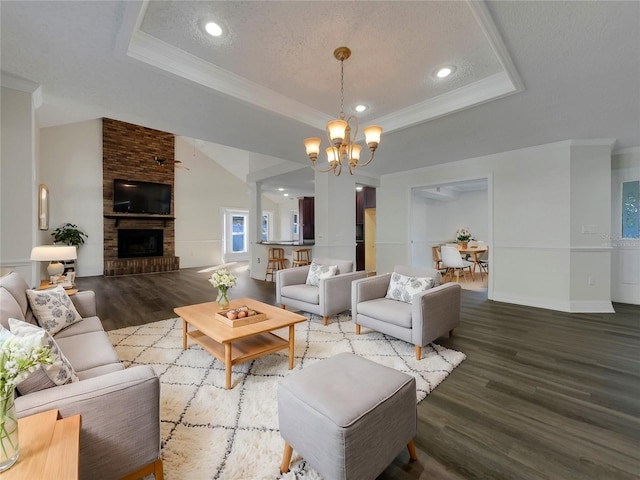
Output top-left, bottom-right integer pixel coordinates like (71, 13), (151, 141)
(622, 181), (639, 238)
(231, 215), (247, 253)
(223, 210), (248, 259)
(262, 214), (268, 242)
(292, 211), (299, 238)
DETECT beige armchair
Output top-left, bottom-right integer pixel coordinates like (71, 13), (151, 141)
(276, 257), (367, 325)
(351, 265), (461, 359)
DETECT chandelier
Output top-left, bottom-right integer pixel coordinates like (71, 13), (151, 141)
(304, 47), (382, 176)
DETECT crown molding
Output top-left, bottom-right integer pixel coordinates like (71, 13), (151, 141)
(371, 71), (519, 133)
(1, 72), (42, 108)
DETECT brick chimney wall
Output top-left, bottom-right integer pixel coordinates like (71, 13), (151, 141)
(102, 118), (179, 275)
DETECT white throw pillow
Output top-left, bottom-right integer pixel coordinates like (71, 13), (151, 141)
(26, 285), (82, 335)
(8, 318), (79, 395)
(385, 272), (434, 304)
(305, 262), (339, 287)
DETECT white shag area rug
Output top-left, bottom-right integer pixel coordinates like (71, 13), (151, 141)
(108, 312), (466, 480)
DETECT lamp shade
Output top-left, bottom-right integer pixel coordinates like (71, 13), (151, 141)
(327, 119), (348, 145)
(303, 137), (321, 157)
(30, 245), (77, 261)
(363, 125), (382, 146)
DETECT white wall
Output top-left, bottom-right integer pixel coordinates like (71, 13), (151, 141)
(278, 202), (298, 241)
(174, 136), (279, 269)
(379, 140), (615, 313)
(568, 144), (613, 310)
(39, 120), (103, 277)
(0, 87), (38, 285)
(611, 148), (640, 304)
(313, 169), (357, 261)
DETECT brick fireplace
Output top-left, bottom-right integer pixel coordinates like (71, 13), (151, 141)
(102, 118), (180, 276)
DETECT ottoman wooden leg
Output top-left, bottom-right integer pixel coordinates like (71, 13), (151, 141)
(407, 439), (418, 461)
(280, 442), (293, 474)
(415, 345), (421, 360)
(323, 315), (328, 326)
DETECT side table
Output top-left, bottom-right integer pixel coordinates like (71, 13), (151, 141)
(37, 280), (78, 296)
(1, 409), (81, 480)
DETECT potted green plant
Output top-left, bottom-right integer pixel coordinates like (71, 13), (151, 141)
(51, 223), (88, 273)
(51, 223), (88, 246)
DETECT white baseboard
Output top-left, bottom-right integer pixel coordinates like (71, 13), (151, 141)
(492, 293), (616, 313)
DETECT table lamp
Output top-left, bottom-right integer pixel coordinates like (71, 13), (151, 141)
(30, 245), (77, 279)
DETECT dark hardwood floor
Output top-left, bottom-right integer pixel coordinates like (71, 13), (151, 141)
(76, 264), (640, 479)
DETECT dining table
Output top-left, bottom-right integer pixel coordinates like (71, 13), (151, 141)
(456, 244), (489, 280)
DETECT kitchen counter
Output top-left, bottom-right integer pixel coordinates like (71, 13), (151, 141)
(258, 241), (315, 246)
(252, 242), (314, 280)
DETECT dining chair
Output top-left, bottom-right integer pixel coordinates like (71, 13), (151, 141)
(431, 246), (447, 274)
(440, 246), (474, 283)
(477, 246), (489, 279)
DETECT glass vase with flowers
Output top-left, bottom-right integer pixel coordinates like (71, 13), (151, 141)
(0, 331), (52, 472)
(208, 268), (237, 310)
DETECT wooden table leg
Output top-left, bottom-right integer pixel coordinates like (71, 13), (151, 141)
(182, 319), (187, 350)
(225, 343), (232, 389)
(288, 324), (295, 369)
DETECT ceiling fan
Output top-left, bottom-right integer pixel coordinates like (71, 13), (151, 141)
(153, 156), (190, 170)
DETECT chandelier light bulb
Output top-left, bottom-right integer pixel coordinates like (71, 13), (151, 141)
(364, 125), (382, 148)
(326, 147), (338, 164)
(327, 120), (348, 146)
(350, 144), (362, 161)
(303, 137), (321, 161)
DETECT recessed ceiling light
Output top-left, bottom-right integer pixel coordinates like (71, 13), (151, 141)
(354, 104), (368, 113)
(204, 21), (223, 37)
(283, 193), (289, 197)
(435, 66), (456, 79)
(278, 188), (284, 191)
(356, 186), (363, 191)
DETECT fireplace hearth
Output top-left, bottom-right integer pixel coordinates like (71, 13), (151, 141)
(118, 229), (163, 258)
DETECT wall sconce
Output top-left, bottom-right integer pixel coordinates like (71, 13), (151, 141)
(38, 184), (49, 230)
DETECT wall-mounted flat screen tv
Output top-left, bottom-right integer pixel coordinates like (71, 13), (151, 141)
(113, 179), (171, 215)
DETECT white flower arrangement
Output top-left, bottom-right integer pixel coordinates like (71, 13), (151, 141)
(208, 269), (236, 292)
(456, 228), (472, 243)
(0, 332), (52, 398)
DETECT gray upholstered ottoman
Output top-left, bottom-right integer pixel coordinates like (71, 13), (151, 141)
(278, 352), (417, 480)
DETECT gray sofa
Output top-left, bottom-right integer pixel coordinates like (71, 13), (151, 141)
(0, 271), (163, 480)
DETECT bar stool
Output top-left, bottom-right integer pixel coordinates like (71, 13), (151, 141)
(291, 248), (311, 267)
(265, 247), (286, 281)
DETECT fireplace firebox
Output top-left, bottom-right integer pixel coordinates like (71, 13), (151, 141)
(118, 229), (163, 258)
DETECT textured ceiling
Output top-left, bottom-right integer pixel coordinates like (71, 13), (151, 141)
(139, 1), (503, 122)
(1, 0), (639, 202)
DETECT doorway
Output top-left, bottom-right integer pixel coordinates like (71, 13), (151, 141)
(409, 177), (492, 298)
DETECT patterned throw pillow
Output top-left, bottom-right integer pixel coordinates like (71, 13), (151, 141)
(305, 262), (339, 287)
(8, 318), (79, 395)
(385, 272), (434, 304)
(26, 285), (82, 335)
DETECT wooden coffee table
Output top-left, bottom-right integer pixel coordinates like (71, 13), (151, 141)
(174, 297), (307, 389)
